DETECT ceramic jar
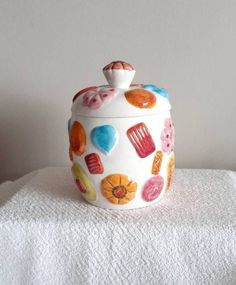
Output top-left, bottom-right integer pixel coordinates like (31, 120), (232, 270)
(68, 61), (175, 209)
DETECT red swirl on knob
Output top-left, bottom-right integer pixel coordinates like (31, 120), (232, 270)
(103, 61), (134, 71)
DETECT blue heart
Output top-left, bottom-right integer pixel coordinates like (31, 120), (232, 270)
(91, 125), (118, 155)
(143, 84), (169, 100)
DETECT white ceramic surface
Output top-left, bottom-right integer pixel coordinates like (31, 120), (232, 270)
(69, 61), (175, 209)
(103, 70), (136, 89)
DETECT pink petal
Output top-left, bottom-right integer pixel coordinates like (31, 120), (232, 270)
(164, 118), (173, 129)
(82, 90), (98, 106)
(161, 139), (172, 154)
(161, 128), (171, 141)
(88, 94), (103, 109)
(99, 87), (118, 103)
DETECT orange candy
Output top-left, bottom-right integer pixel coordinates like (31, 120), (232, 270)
(166, 153), (175, 191)
(69, 121), (86, 156)
(124, 89), (156, 109)
(152, 150), (163, 175)
(101, 174), (137, 205)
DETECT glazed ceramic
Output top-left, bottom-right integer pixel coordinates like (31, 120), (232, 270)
(68, 61), (175, 209)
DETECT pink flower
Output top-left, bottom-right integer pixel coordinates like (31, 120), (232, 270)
(82, 87), (118, 109)
(161, 118), (175, 154)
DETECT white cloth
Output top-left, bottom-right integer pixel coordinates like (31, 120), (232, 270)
(0, 167), (235, 285)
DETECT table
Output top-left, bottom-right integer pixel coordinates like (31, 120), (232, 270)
(0, 167), (235, 285)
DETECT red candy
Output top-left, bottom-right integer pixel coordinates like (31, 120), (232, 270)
(75, 179), (86, 193)
(85, 153), (104, 174)
(127, 122), (156, 158)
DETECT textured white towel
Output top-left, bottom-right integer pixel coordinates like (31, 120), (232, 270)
(0, 168), (235, 285)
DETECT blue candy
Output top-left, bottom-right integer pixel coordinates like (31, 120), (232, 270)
(91, 125), (118, 155)
(143, 84), (169, 100)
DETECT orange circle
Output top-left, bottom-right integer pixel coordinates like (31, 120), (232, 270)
(125, 89), (156, 109)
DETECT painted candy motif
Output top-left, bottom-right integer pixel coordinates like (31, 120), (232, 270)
(70, 121), (86, 156)
(101, 174), (137, 204)
(143, 84), (169, 100)
(152, 150), (163, 175)
(127, 122), (155, 158)
(85, 153), (104, 174)
(161, 118), (175, 154)
(73, 86), (97, 102)
(99, 88), (117, 103)
(166, 153), (175, 191)
(91, 125), (118, 155)
(71, 162), (96, 201)
(142, 175), (164, 202)
(83, 90), (102, 109)
(82, 87), (118, 109)
(124, 89), (156, 109)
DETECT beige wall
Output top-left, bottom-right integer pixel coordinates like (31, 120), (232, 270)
(0, 0), (235, 183)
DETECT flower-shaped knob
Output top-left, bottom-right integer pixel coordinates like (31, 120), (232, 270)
(103, 61), (136, 89)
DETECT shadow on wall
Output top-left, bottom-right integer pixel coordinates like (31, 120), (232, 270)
(0, 96), (56, 183)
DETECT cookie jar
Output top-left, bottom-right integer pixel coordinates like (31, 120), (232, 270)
(68, 61), (175, 209)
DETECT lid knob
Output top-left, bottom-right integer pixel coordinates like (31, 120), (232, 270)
(103, 61), (136, 89)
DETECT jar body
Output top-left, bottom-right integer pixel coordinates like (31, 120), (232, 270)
(69, 111), (175, 210)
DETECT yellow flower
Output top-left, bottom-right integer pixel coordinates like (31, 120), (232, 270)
(101, 174), (137, 205)
(166, 153), (175, 191)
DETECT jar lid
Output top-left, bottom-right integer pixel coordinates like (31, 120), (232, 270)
(71, 61), (171, 118)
